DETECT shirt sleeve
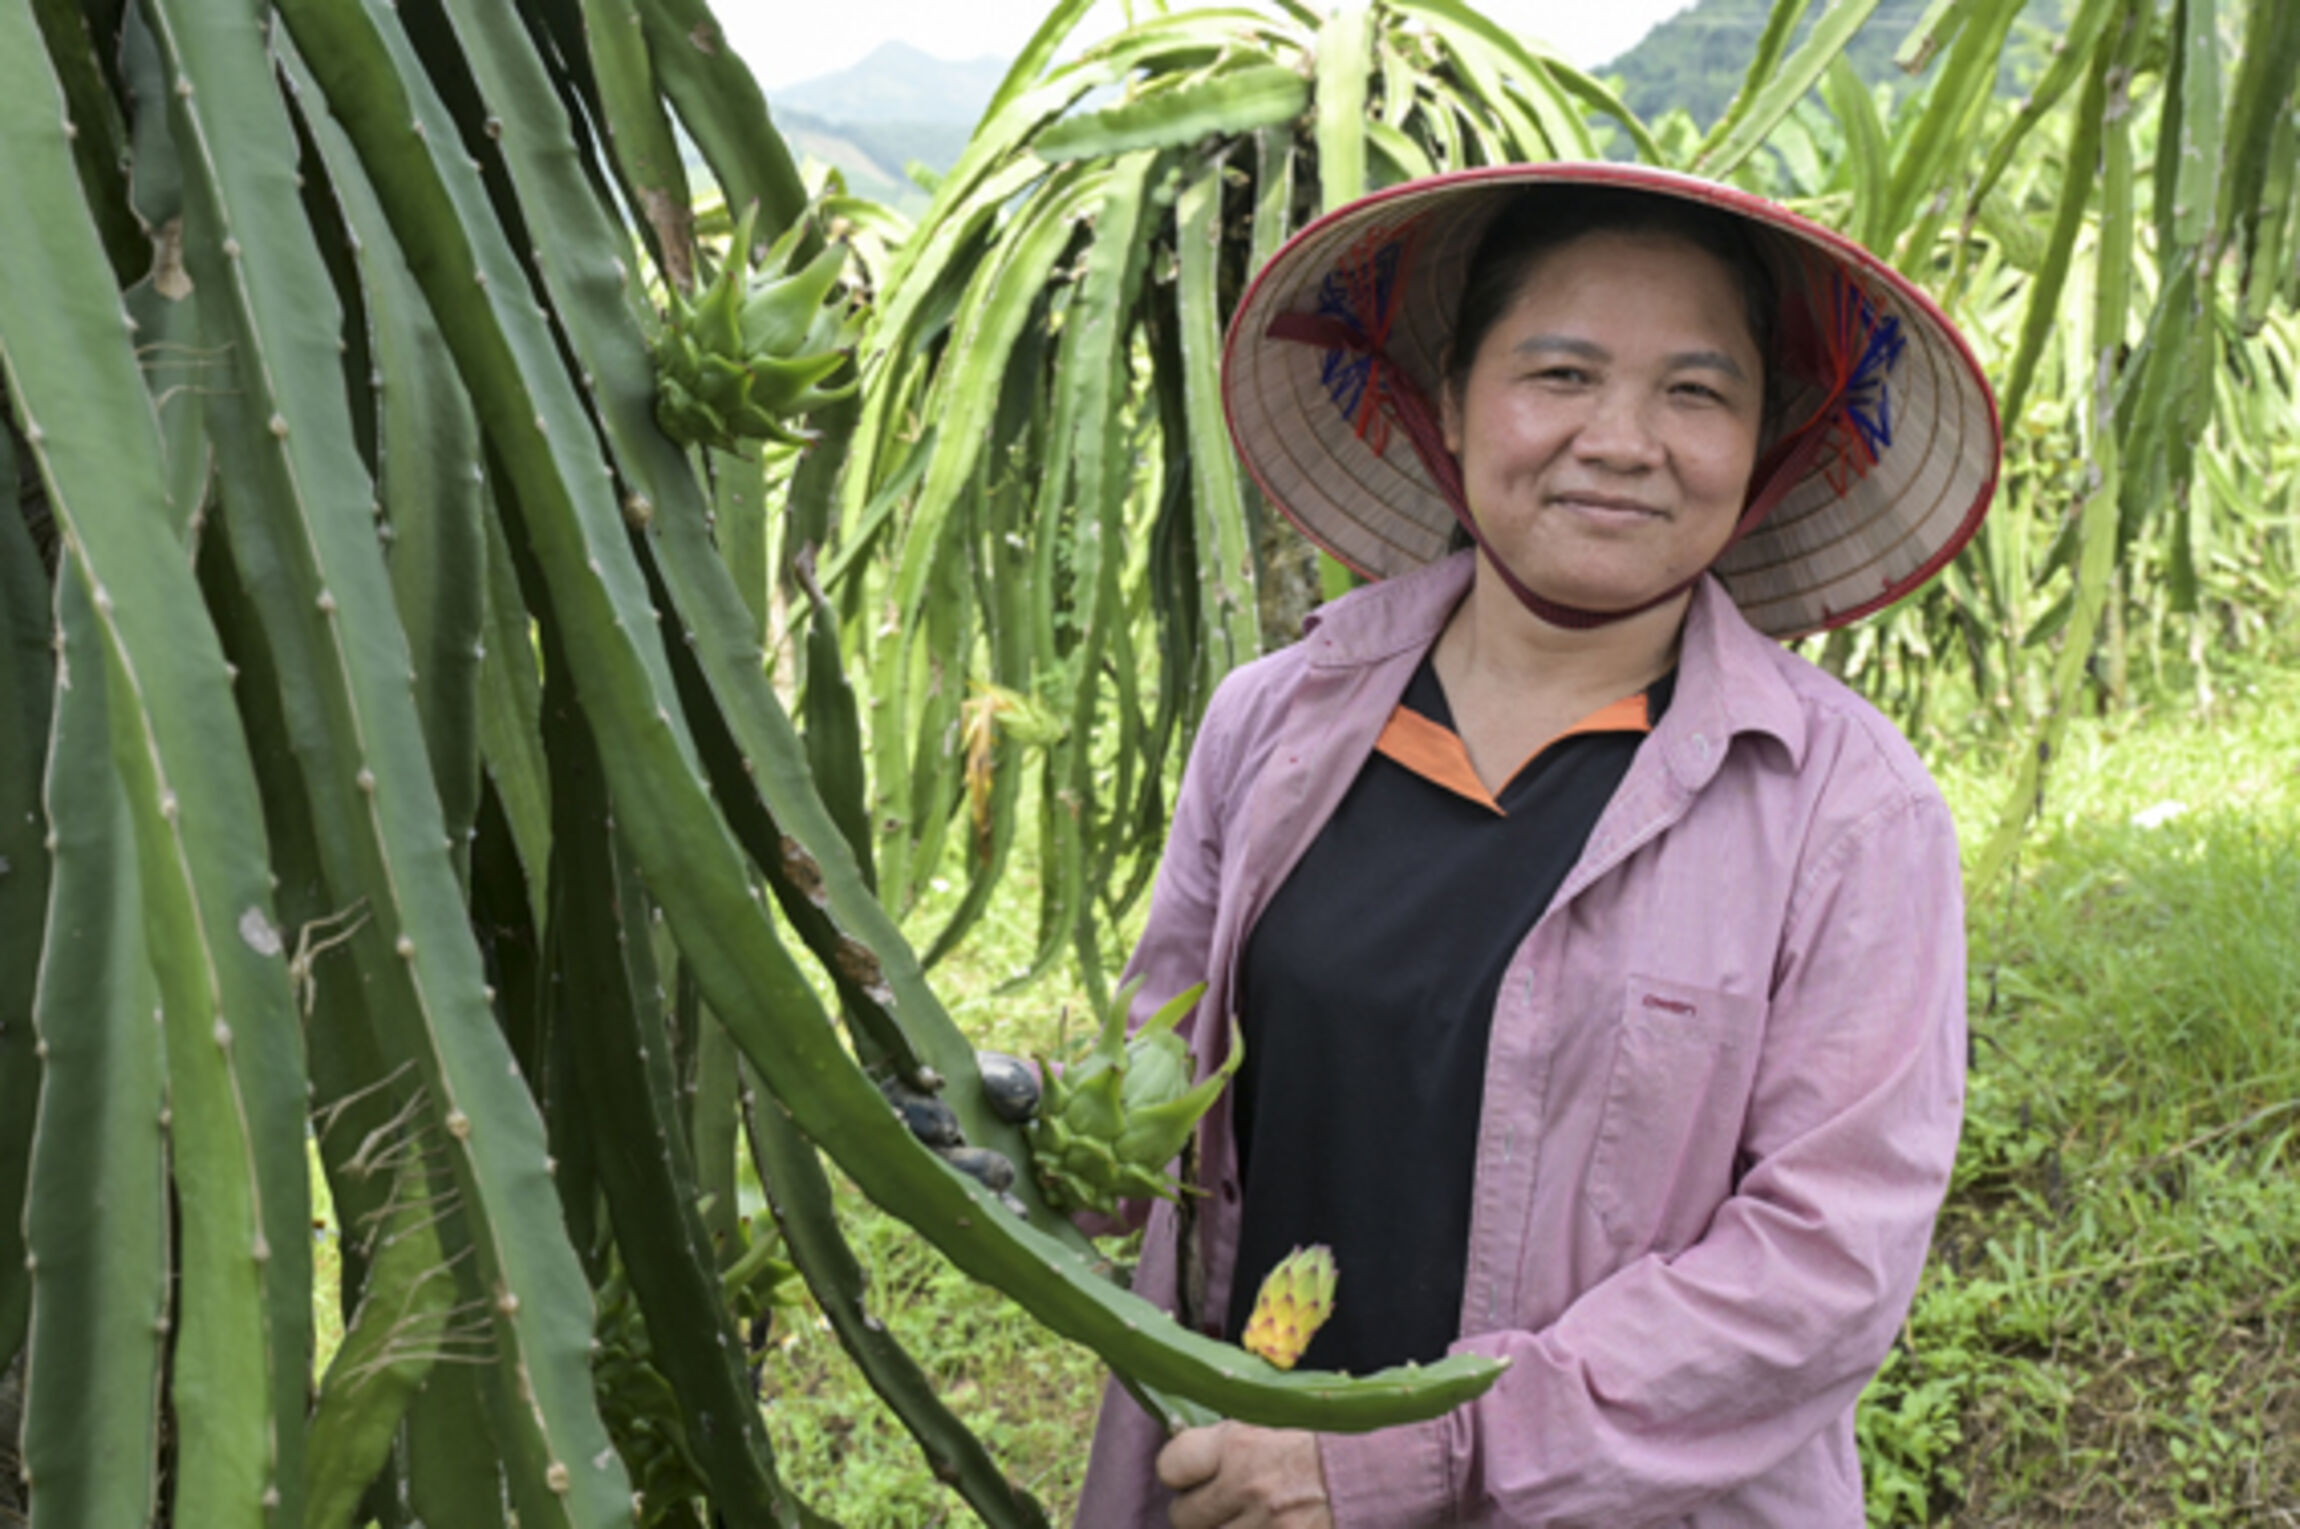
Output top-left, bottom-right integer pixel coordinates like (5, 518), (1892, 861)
(1317, 789), (1968, 1527)
(1118, 658), (1269, 1043)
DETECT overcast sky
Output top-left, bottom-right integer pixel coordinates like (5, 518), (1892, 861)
(721, 0), (1702, 91)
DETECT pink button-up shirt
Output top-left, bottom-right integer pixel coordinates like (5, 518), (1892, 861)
(1073, 553), (1966, 1527)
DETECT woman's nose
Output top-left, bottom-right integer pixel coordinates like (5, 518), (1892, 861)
(1570, 386), (1664, 470)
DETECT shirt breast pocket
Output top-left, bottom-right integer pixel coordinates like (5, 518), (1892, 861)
(1586, 975), (1763, 1251)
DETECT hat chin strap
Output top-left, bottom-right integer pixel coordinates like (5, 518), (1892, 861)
(1266, 311), (1850, 631)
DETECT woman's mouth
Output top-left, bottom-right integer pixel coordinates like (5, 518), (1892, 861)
(1549, 492), (1667, 523)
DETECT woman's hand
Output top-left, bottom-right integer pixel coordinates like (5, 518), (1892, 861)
(1157, 1421), (1334, 1529)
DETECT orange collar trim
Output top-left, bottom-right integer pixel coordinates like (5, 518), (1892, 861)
(1374, 693), (1651, 816)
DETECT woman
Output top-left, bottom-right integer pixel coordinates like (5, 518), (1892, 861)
(1076, 163), (1998, 1527)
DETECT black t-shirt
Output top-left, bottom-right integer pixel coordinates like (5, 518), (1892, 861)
(1223, 654), (1673, 1374)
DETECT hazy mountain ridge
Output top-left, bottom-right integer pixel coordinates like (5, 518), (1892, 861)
(773, 41), (1008, 127)
(1605, 0), (2068, 129)
(765, 41), (1009, 211)
(756, 2), (2069, 211)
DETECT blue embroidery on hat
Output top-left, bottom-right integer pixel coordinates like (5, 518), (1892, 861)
(1844, 305), (1904, 456)
(1823, 287), (1905, 495)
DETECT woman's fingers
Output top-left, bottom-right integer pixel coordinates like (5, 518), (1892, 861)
(1159, 1422), (1333, 1528)
(1155, 1422), (1228, 1492)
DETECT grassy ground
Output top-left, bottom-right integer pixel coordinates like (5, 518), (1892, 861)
(747, 666), (2300, 1524)
(753, 865), (1117, 1523)
(1875, 675), (2300, 1526)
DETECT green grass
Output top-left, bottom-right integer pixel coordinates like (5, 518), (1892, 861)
(750, 846), (1117, 1524)
(744, 666), (2300, 1525)
(1865, 672), (2300, 1525)
(756, 1177), (1112, 1524)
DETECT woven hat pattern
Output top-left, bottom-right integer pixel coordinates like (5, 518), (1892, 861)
(1221, 164), (2001, 639)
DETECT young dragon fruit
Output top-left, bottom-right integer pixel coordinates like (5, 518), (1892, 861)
(1240, 1245), (1338, 1371)
(651, 202), (857, 453)
(1029, 979), (1238, 1217)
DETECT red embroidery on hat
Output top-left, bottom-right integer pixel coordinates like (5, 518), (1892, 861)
(1309, 217), (1428, 457)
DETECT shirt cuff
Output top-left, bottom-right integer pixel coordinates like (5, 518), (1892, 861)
(1318, 1415), (1456, 1526)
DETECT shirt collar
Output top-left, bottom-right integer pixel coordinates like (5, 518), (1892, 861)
(1296, 551), (1809, 777)
(1663, 573), (1808, 784)
(1298, 551), (1475, 667)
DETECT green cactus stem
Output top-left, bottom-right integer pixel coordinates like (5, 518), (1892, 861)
(423, 0), (985, 1112)
(0, 409), (50, 1380)
(304, 1156), (458, 1529)
(320, 107), (488, 888)
(572, 0), (698, 290)
(195, 517), (404, 1338)
(542, 643), (810, 1526)
(146, 4), (631, 1517)
(633, 0), (811, 239)
(1, 15), (312, 1519)
(404, 1363), (508, 1529)
(474, 496), (553, 924)
(20, 564), (168, 1529)
(25, 0), (141, 283)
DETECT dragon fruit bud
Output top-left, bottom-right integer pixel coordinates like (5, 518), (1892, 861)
(651, 201), (857, 453)
(1027, 980), (1238, 1216)
(1240, 1245), (1338, 1371)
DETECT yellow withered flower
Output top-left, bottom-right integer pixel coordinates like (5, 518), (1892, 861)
(1240, 1244), (1338, 1371)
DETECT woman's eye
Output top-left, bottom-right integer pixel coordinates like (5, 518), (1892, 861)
(1672, 380), (1727, 403)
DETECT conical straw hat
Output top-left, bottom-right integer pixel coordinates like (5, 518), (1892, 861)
(1221, 162), (2001, 639)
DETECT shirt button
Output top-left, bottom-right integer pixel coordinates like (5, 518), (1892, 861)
(1691, 732), (1711, 762)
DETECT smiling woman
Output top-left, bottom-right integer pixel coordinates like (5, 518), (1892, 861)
(1440, 225), (1767, 628)
(1077, 163), (2004, 1528)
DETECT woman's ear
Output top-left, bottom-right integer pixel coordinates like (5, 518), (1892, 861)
(1439, 355), (1465, 456)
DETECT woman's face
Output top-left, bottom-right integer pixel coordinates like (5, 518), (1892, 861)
(1441, 229), (1766, 619)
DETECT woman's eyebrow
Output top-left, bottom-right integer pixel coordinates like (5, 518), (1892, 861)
(1511, 334), (1607, 362)
(1508, 335), (1750, 381)
(1670, 349), (1750, 380)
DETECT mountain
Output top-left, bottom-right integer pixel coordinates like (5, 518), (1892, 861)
(769, 108), (928, 206)
(765, 42), (1011, 213)
(772, 41), (1009, 127)
(1604, 0), (2066, 131)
